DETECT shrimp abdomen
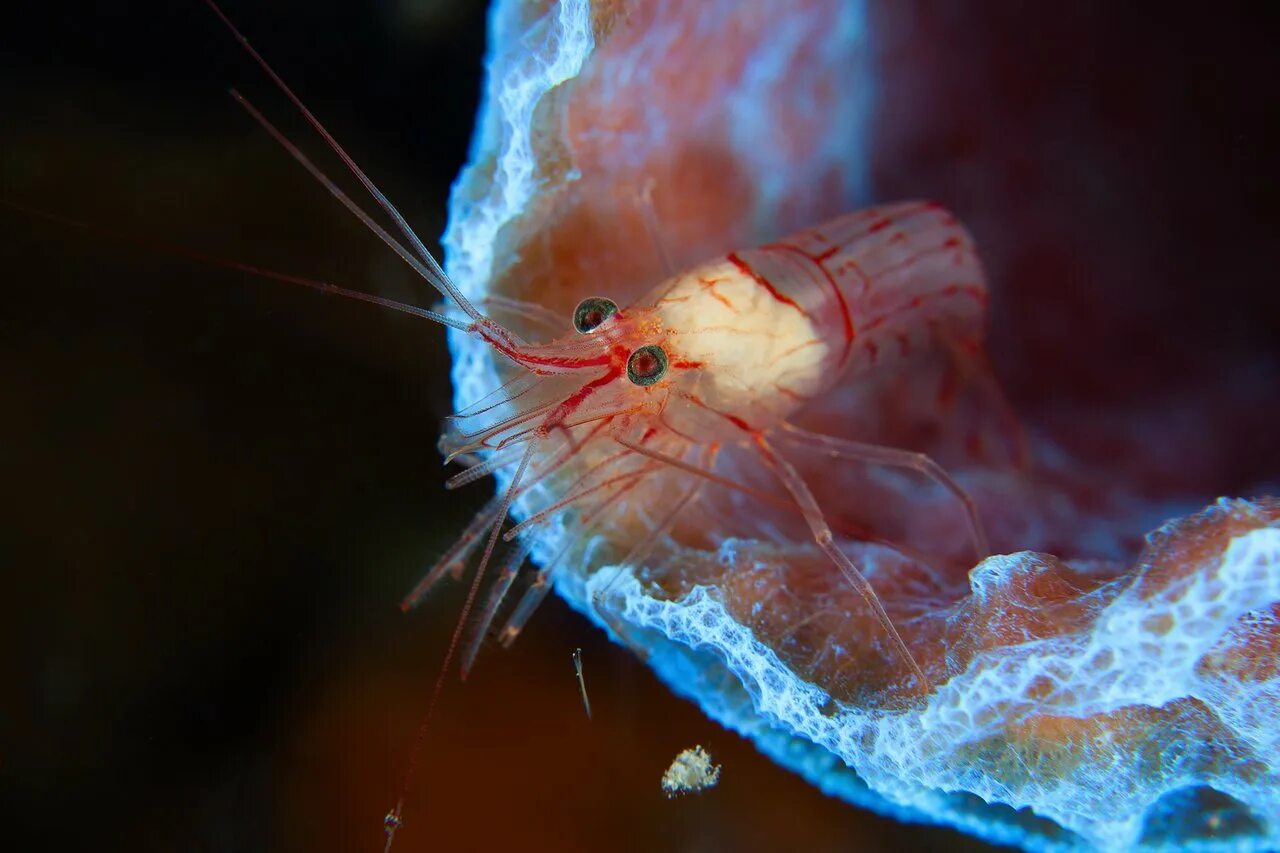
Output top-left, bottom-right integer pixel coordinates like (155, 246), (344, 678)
(734, 201), (990, 383)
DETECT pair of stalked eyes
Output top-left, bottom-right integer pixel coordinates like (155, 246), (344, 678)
(572, 296), (667, 386)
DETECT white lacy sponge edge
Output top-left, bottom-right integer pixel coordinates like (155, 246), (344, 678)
(563, 528), (1279, 853)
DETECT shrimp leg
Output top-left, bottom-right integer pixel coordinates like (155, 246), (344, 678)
(775, 421), (990, 560)
(497, 461), (657, 649)
(400, 492), (504, 610)
(590, 463), (709, 651)
(936, 331), (1031, 470)
(613, 435), (937, 564)
(753, 433), (930, 692)
(481, 294), (566, 334)
(459, 535), (536, 678)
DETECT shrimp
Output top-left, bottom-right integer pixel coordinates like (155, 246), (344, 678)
(452, 201), (994, 690)
(194, 1), (997, 843)
(201, 0), (995, 687)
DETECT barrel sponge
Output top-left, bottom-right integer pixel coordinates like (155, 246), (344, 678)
(441, 0), (1280, 849)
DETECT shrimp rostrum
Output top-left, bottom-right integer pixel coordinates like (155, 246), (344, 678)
(202, 1), (991, 692)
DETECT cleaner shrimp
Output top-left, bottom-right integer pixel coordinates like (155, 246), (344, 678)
(193, 1), (997, 842)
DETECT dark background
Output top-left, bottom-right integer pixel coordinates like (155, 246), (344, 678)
(2, 2), (1277, 852)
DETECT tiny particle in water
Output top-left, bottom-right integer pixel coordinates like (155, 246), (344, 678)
(572, 647), (592, 721)
(382, 806), (403, 850)
(661, 745), (721, 798)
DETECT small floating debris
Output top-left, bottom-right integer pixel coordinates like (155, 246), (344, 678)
(661, 745), (721, 798)
(572, 648), (592, 720)
(382, 805), (403, 852)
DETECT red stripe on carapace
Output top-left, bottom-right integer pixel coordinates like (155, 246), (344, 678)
(763, 243), (856, 367)
(546, 366), (622, 426)
(809, 257), (856, 366)
(726, 252), (804, 313)
(858, 284), (986, 341)
(487, 335), (614, 371)
(773, 383), (807, 403)
(939, 283), (987, 305)
(871, 240), (972, 283)
(835, 257), (872, 296)
(706, 288), (736, 311)
(684, 393), (754, 433)
(867, 217), (891, 233)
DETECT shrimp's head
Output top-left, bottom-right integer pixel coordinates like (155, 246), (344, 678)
(613, 259), (833, 440)
(450, 295), (698, 457)
(457, 254), (831, 458)
(506, 255), (830, 445)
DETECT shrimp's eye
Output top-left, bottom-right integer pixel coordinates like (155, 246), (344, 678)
(627, 345), (668, 386)
(573, 297), (618, 333)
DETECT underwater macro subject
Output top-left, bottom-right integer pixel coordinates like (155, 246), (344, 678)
(3, 1), (1277, 851)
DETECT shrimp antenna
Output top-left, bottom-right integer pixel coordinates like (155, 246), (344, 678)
(0, 198), (469, 330)
(201, 0), (483, 322)
(226, 90), (492, 335)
